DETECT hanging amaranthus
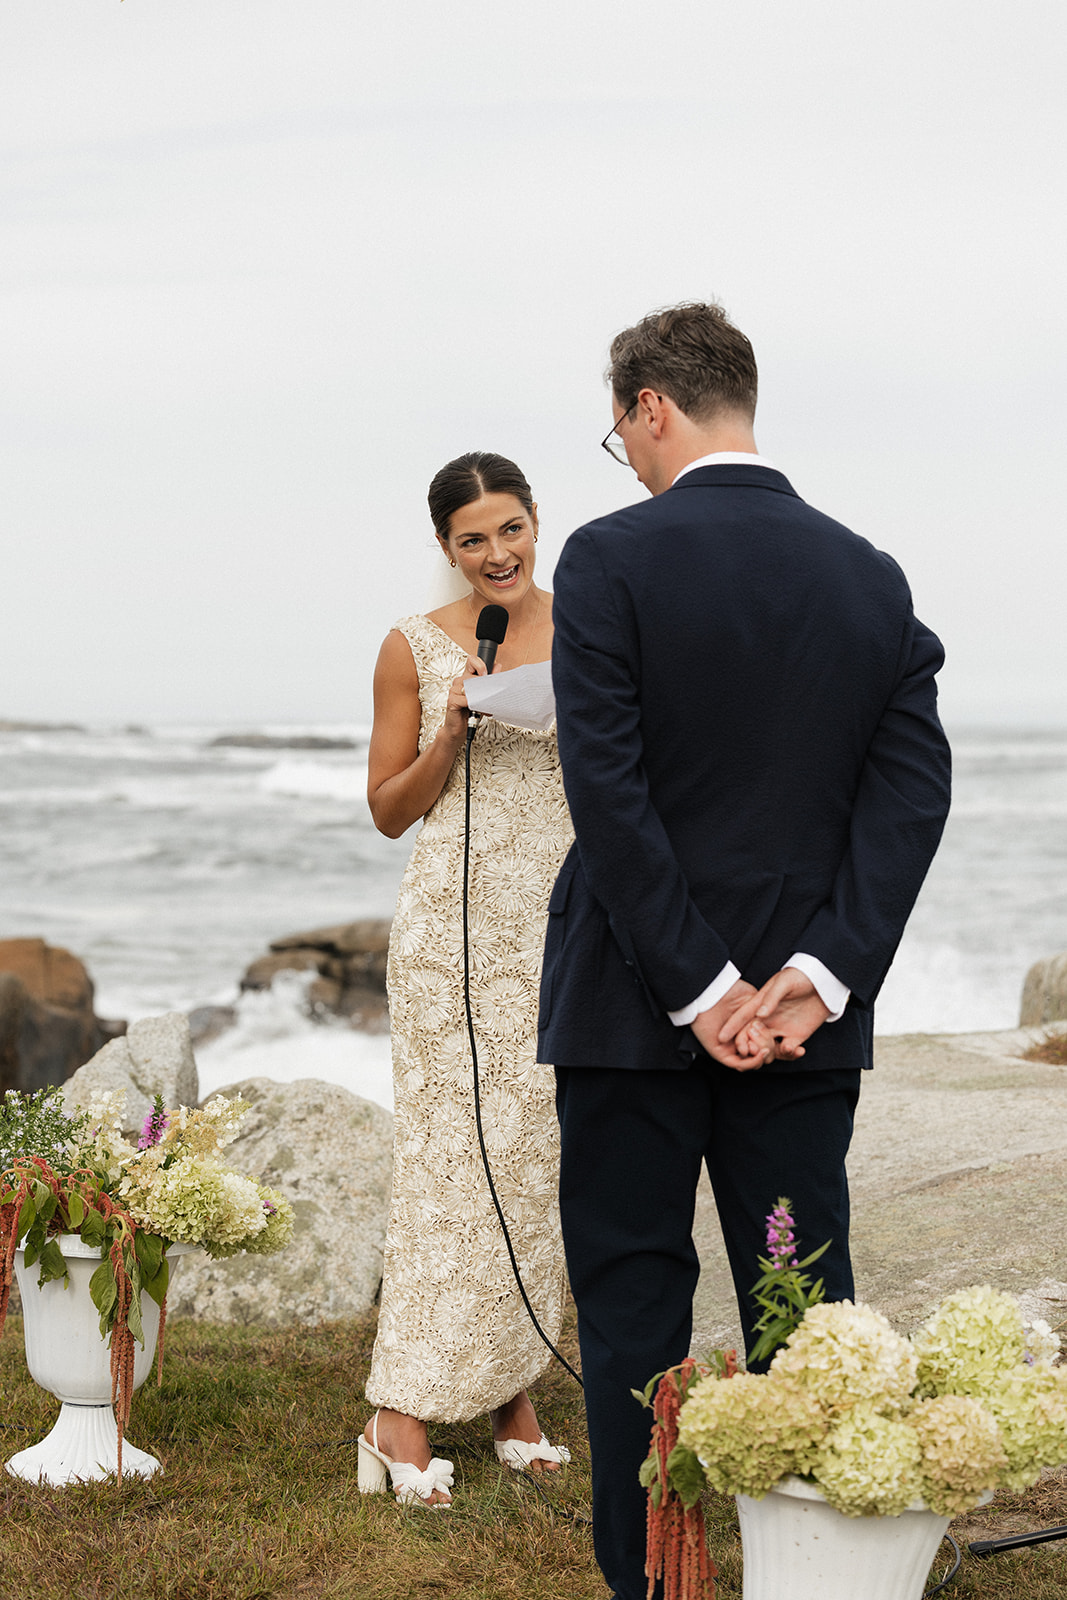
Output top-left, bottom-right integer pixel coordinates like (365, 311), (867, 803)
(1, 1086), (294, 1483)
(0, 1159), (172, 1481)
(636, 1351), (737, 1600)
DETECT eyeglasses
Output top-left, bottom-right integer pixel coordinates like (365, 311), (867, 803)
(601, 403), (638, 465)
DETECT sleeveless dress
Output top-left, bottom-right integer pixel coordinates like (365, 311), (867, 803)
(365, 614), (574, 1422)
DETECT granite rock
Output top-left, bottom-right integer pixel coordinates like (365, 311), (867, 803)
(61, 1012), (199, 1136)
(239, 920), (391, 1032)
(1019, 951), (1067, 1026)
(167, 1077), (393, 1325)
(0, 938), (125, 1095)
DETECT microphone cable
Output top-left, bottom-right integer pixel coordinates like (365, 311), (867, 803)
(462, 715), (583, 1390)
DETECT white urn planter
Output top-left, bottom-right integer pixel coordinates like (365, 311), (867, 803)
(735, 1474), (961, 1600)
(6, 1234), (192, 1487)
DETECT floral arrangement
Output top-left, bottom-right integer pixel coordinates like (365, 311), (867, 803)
(0, 1085), (294, 1471)
(640, 1200), (1067, 1600)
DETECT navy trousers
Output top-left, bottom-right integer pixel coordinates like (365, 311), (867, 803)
(555, 1059), (861, 1600)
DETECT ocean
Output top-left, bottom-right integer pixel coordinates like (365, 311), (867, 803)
(1, 723), (1065, 1112)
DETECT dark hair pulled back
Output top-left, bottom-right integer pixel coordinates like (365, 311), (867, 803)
(427, 452), (534, 540)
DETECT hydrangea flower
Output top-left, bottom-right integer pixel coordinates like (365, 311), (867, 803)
(910, 1394), (1007, 1516)
(913, 1286), (1025, 1399)
(813, 1403), (923, 1517)
(83, 1089), (137, 1179)
(677, 1372), (825, 1497)
(982, 1367), (1067, 1493)
(1023, 1317), (1061, 1368)
(770, 1301), (918, 1418)
(240, 1188), (295, 1255)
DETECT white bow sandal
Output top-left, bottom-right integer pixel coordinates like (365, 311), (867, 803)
(357, 1412), (454, 1509)
(494, 1434), (571, 1471)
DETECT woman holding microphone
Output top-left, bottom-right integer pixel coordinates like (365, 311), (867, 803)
(360, 453), (573, 1508)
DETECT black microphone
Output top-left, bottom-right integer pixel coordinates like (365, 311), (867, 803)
(475, 604), (509, 675)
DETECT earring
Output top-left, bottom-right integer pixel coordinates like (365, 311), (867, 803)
(533, 534), (538, 543)
(449, 559), (457, 568)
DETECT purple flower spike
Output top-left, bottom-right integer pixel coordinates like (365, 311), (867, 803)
(765, 1199), (798, 1270)
(138, 1103), (169, 1150)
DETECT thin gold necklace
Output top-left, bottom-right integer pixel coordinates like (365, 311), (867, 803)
(468, 588), (544, 667)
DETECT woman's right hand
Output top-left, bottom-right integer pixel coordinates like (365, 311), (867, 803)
(441, 656), (485, 743)
(369, 639), (486, 838)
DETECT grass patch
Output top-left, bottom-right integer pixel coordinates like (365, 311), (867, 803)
(1023, 1033), (1067, 1066)
(0, 1307), (1064, 1598)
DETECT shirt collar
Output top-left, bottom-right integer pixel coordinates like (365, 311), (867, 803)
(671, 450), (778, 487)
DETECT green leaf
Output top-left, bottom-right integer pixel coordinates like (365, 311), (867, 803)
(79, 1208), (107, 1248)
(134, 1231), (164, 1279)
(142, 1256), (170, 1309)
(666, 1444), (707, 1509)
(638, 1453), (658, 1488)
(66, 1192), (85, 1229)
(795, 1239), (831, 1271)
(126, 1271), (146, 1348)
(36, 1239), (69, 1286)
(89, 1260), (118, 1326)
(633, 1369), (669, 1410)
(14, 1195), (37, 1244)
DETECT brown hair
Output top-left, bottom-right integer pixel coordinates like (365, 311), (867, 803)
(427, 452), (535, 540)
(606, 301), (758, 423)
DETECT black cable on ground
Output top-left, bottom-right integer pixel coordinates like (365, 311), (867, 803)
(513, 1465), (592, 1523)
(970, 1522), (1067, 1557)
(923, 1533), (961, 1596)
(463, 719), (583, 1391)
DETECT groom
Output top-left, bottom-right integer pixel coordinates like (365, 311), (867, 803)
(538, 301), (951, 1600)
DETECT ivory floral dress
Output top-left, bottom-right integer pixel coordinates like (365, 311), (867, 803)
(365, 615), (573, 1422)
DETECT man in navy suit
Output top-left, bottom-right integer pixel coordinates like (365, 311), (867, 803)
(538, 302), (951, 1600)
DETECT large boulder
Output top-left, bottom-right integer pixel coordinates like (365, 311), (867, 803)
(239, 920), (391, 1032)
(0, 938), (124, 1096)
(61, 1012), (199, 1137)
(166, 1077), (393, 1325)
(1019, 952), (1067, 1027)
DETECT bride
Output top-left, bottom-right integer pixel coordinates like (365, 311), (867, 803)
(359, 452), (574, 1508)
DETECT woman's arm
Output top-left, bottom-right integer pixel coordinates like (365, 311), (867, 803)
(366, 629), (480, 838)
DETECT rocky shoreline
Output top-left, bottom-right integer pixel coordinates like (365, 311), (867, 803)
(3, 932), (1067, 1342)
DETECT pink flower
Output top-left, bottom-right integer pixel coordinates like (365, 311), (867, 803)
(138, 1102), (169, 1150)
(765, 1200), (798, 1270)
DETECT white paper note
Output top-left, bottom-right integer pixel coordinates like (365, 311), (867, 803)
(463, 659), (556, 731)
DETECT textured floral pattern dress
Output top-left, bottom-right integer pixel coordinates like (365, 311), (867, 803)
(365, 614), (574, 1422)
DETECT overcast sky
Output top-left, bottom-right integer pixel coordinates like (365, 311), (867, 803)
(2, 1), (1064, 728)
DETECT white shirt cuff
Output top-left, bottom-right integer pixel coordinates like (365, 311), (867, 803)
(785, 953), (850, 1022)
(668, 962), (741, 1027)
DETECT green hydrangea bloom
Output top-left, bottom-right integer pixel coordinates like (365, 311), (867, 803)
(982, 1367), (1067, 1493)
(122, 1150), (231, 1244)
(910, 1395), (1006, 1516)
(913, 1285), (1025, 1399)
(209, 1186), (295, 1258)
(241, 1188), (295, 1255)
(677, 1372), (826, 1497)
(814, 1403), (923, 1517)
(769, 1301), (918, 1418)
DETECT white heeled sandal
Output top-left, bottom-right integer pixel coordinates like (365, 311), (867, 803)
(494, 1434), (571, 1471)
(357, 1412), (454, 1508)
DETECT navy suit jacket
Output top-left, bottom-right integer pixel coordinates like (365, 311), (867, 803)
(537, 465), (951, 1074)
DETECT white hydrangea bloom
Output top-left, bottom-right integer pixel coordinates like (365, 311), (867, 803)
(770, 1301), (918, 1418)
(1023, 1317), (1061, 1368)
